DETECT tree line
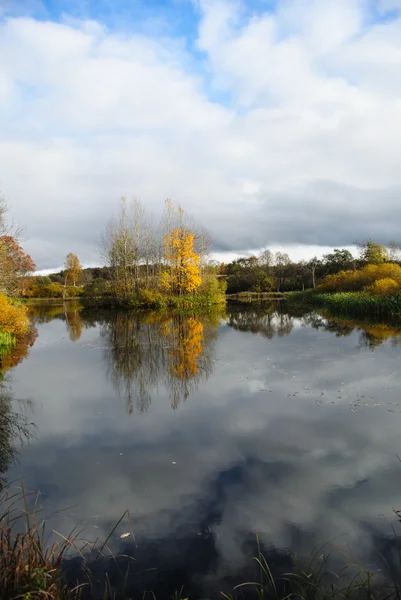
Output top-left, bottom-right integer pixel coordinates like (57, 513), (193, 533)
(221, 241), (400, 294)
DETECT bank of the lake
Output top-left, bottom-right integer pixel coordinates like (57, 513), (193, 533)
(226, 291), (285, 302)
(286, 290), (401, 318)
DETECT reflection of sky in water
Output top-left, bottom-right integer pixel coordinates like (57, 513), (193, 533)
(6, 304), (401, 593)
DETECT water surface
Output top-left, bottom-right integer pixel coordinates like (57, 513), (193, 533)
(4, 301), (401, 597)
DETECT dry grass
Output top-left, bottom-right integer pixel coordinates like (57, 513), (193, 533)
(0, 484), (90, 599)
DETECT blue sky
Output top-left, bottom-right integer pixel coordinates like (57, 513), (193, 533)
(1, 0), (401, 269)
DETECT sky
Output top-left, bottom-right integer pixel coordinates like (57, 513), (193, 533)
(1, 0), (401, 270)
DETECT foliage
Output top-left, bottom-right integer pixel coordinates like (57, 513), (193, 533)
(137, 288), (166, 309)
(25, 282), (84, 299)
(0, 236), (35, 297)
(365, 277), (399, 296)
(0, 295), (30, 337)
(64, 253), (82, 286)
(359, 239), (389, 264)
(287, 290), (401, 318)
(318, 263), (401, 293)
(164, 228), (201, 294)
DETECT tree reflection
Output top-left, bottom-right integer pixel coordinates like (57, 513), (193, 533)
(28, 301), (84, 342)
(228, 304), (293, 338)
(227, 302), (401, 350)
(102, 312), (218, 413)
(0, 324), (37, 489)
(64, 306), (84, 342)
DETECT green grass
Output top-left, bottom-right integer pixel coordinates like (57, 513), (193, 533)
(0, 331), (16, 357)
(286, 290), (401, 318)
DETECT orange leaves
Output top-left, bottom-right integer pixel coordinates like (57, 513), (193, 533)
(0, 236), (35, 296)
(0, 236), (35, 275)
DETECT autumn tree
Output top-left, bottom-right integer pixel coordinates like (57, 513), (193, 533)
(0, 236), (35, 296)
(163, 228), (201, 295)
(359, 240), (388, 265)
(102, 197), (137, 302)
(64, 253), (82, 287)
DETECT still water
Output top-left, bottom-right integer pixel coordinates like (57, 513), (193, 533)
(4, 302), (401, 596)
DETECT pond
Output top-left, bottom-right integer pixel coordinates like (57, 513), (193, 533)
(3, 301), (401, 597)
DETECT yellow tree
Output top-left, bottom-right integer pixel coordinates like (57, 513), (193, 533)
(164, 228), (201, 295)
(64, 253), (82, 287)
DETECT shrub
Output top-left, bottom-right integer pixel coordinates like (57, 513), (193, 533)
(65, 286), (84, 298)
(364, 278), (400, 296)
(318, 263), (401, 293)
(137, 288), (166, 308)
(0, 294), (30, 337)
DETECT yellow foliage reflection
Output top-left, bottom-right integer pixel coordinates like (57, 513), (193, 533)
(103, 311), (219, 414)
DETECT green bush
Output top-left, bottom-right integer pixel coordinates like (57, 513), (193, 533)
(137, 288), (166, 309)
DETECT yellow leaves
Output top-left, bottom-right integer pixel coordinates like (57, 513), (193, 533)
(164, 228), (202, 295)
(166, 317), (204, 381)
(319, 263), (401, 294)
(0, 294), (30, 337)
(365, 278), (400, 296)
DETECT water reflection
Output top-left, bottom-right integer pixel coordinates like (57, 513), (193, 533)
(102, 312), (218, 412)
(0, 325), (37, 489)
(6, 302), (401, 596)
(228, 302), (401, 349)
(228, 303), (294, 337)
(29, 301), (84, 342)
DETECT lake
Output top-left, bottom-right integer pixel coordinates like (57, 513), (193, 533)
(3, 301), (401, 598)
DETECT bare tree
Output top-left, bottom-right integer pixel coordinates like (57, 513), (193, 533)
(303, 256), (322, 289)
(101, 197), (137, 302)
(274, 252), (291, 292)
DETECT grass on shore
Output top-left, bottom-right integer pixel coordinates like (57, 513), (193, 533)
(0, 332), (16, 357)
(286, 290), (401, 318)
(227, 291), (285, 302)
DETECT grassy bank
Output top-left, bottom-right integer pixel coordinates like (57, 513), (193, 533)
(20, 297), (81, 305)
(227, 291), (285, 302)
(83, 290), (226, 311)
(286, 290), (401, 318)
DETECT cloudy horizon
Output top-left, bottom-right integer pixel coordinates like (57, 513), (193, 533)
(1, 0), (401, 270)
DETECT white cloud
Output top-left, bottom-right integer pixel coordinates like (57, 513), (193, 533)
(1, 1), (401, 267)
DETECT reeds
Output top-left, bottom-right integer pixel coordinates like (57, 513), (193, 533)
(222, 534), (400, 600)
(287, 291), (401, 318)
(0, 331), (16, 357)
(0, 485), (85, 599)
